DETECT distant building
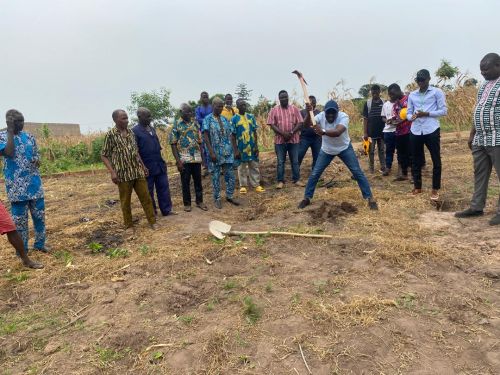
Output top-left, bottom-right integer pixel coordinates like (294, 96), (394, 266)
(23, 122), (81, 137)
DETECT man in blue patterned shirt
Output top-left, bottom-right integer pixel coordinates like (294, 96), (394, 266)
(203, 98), (241, 209)
(455, 53), (500, 225)
(0, 109), (48, 252)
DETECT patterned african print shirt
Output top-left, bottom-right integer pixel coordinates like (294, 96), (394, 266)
(101, 127), (145, 182)
(473, 77), (500, 147)
(169, 119), (202, 163)
(0, 131), (44, 202)
(221, 106), (239, 122)
(202, 114), (235, 165)
(232, 113), (258, 162)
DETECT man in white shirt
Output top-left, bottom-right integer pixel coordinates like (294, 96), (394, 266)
(298, 100), (378, 210)
(381, 99), (396, 176)
(407, 69), (448, 200)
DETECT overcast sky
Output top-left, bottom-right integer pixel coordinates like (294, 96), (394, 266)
(1, 0), (498, 132)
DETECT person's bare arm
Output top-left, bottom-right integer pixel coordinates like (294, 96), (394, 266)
(101, 155), (119, 184)
(2, 118), (16, 157)
(468, 126), (476, 150)
(170, 143), (184, 172)
(231, 134), (240, 159)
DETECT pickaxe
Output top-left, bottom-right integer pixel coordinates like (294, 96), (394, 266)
(292, 70), (317, 126)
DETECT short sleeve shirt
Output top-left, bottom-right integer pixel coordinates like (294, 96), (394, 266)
(169, 119), (202, 163)
(267, 105), (303, 144)
(202, 114), (236, 165)
(315, 111), (350, 155)
(232, 113), (258, 162)
(221, 106), (239, 122)
(101, 127), (145, 182)
(0, 131), (44, 202)
(473, 77), (500, 147)
(394, 96), (412, 136)
(381, 101), (396, 133)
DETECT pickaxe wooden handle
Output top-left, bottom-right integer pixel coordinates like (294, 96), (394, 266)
(292, 70), (317, 126)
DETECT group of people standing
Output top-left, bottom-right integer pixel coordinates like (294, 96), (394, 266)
(1, 53), (499, 269)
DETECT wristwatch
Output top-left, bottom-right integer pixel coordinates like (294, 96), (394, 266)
(321, 129), (326, 136)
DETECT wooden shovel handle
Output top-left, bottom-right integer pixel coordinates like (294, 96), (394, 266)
(297, 77), (317, 126)
(229, 230), (332, 239)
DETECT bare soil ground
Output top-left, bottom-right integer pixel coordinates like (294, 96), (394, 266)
(1, 134), (499, 375)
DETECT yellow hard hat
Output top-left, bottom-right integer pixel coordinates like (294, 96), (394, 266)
(399, 108), (408, 121)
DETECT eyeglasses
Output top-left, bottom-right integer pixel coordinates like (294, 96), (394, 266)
(415, 77), (427, 83)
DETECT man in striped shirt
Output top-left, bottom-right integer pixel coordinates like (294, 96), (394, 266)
(267, 90), (305, 189)
(102, 110), (156, 234)
(455, 53), (500, 225)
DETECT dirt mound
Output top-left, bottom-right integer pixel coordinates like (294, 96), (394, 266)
(308, 201), (358, 222)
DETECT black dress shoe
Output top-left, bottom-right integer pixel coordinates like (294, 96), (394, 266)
(226, 197), (240, 206)
(454, 208), (484, 218)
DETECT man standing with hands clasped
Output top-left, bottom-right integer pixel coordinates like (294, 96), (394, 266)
(455, 53), (500, 225)
(267, 90), (305, 188)
(407, 69), (447, 200)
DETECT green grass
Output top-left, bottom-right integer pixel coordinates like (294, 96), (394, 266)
(178, 315), (195, 325)
(0, 311), (62, 336)
(3, 272), (29, 283)
(106, 248), (129, 259)
(242, 297), (261, 324)
(54, 250), (73, 266)
(95, 346), (126, 367)
(223, 280), (238, 290)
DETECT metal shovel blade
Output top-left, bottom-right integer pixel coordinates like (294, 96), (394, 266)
(209, 220), (232, 240)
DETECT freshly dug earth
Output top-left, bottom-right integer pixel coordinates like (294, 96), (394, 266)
(0, 134), (499, 374)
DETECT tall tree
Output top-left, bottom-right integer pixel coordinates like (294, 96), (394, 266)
(358, 83), (387, 98)
(235, 83), (253, 103)
(435, 59), (459, 85)
(128, 87), (174, 128)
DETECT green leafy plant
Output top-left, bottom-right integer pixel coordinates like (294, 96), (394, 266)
(242, 297), (261, 324)
(88, 242), (104, 254)
(106, 248), (129, 259)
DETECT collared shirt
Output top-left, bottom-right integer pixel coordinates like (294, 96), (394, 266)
(0, 131), (44, 202)
(101, 127), (145, 182)
(132, 124), (166, 176)
(202, 114), (235, 165)
(407, 86), (447, 135)
(300, 108), (321, 139)
(195, 104), (213, 129)
(381, 101), (396, 133)
(232, 113), (258, 162)
(221, 106), (239, 122)
(267, 105), (304, 144)
(314, 111), (350, 155)
(169, 119), (202, 163)
(394, 95), (412, 136)
(473, 77), (500, 147)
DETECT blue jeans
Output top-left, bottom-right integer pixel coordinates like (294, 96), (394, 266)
(304, 144), (373, 200)
(384, 132), (397, 170)
(298, 136), (322, 171)
(275, 143), (300, 183)
(11, 198), (46, 251)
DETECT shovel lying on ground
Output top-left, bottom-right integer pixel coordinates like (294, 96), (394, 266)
(209, 220), (333, 240)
